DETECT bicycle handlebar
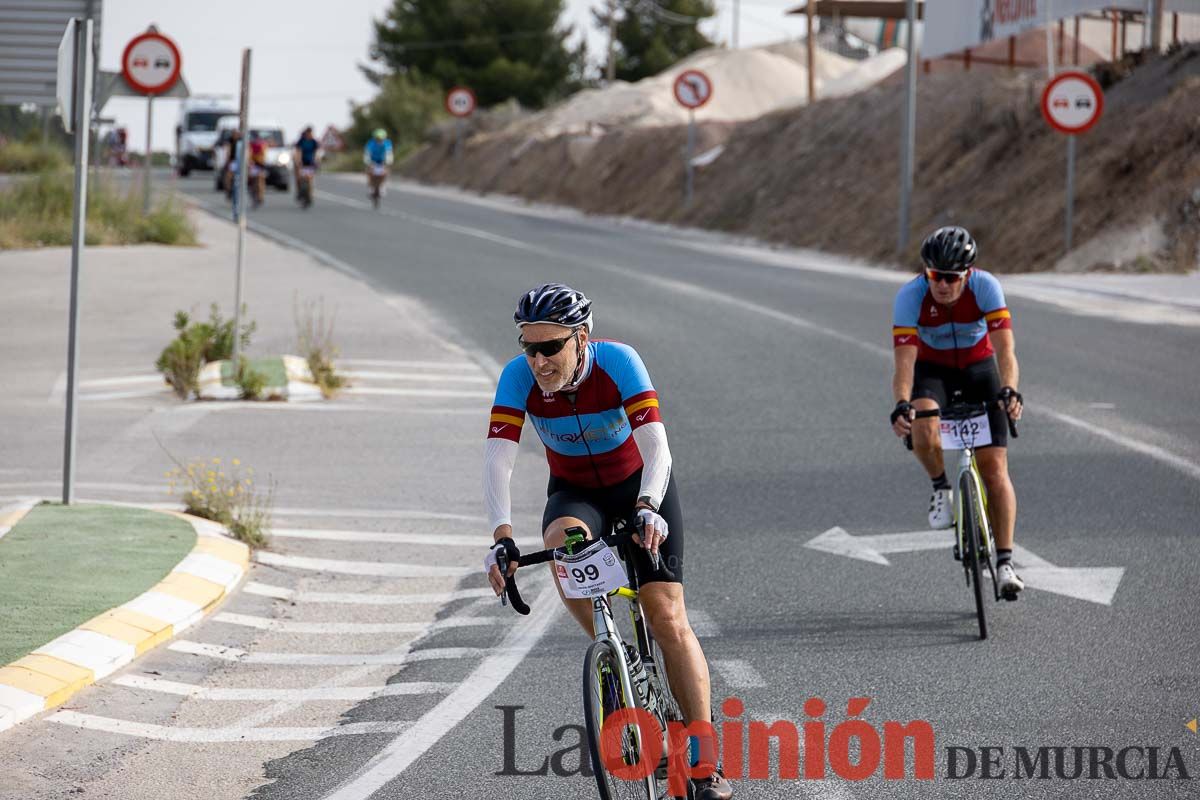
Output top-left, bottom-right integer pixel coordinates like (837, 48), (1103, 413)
(903, 399), (1018, 450)
(497, 522), (675, 616)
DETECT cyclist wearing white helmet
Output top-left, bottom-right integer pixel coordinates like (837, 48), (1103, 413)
(483, 283), (733, 800)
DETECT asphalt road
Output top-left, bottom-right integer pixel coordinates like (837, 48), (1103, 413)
(5, 166), (1199, 799)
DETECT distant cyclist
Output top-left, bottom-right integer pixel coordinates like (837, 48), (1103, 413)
(293, 126), (320, 207)
(247, 131), (268, 208)
(889, 226), (1025, 598)
(363, 128), (393, 207)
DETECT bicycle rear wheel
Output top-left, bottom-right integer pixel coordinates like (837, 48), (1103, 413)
(583, 640), (657, 800)
(960, 471), (988, 640)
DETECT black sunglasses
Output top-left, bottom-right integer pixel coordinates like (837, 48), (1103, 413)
(926, 268), (967, 284)
(519, 331), (576, 358)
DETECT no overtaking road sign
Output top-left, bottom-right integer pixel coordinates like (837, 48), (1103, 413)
(121, 29), (181, 96)
(1041, 71), (1104, 135)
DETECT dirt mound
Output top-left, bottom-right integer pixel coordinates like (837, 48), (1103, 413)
(403, 45), (1200, 273)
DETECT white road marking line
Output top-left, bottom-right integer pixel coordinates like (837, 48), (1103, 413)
(50, 711), (412, 742)
(341, 387), (494, 398)
(245, 582), (496, 605)
(1087, 402), (1117, 409)
(688, 609), (720, 637)
(81, 387), (172, 402)
(168, 640), (486, 666)
(1034, 407), (1200, 482)
(712, 659), (767, 688)
(47, 371), (66, 403)
(254, 551), (472, 578)
(340, 358), (481, 371)
(113, 675), (455, 700)
(343, 370), (490, 384)
(212, 612), (495, 634)
(270, 507), (486, 522)
(320, 583), (562, 800)
(270, 527), (543, 548)
(79, 374), (165, 388)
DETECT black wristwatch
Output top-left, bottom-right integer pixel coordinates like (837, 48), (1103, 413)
(635, 495), (659, 513)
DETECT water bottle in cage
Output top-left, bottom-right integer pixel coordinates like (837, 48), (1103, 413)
(624, 643), (658, 717)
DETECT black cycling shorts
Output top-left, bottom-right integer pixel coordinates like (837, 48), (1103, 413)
(912, 357), (1008, 448)
(542, 470), (683, 585)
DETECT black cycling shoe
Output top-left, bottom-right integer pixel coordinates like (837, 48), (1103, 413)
(693, 766), (733, 800)
(952, 542), (961, 561)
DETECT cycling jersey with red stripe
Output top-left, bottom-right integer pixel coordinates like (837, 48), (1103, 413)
(486, 340), (661, 487)
(892, 268), (1012, 367)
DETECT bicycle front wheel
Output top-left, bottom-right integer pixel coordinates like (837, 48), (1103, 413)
(960, 470), (988, 640)
(583, 640), (657, 800)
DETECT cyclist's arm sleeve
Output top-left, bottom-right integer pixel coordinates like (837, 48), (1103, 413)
(972, 271), (1012, 332)
(892, 280), (922, 349)
(385, 142), (394, 165)
(483, 357), (532, 530)
(362, 144), (371, 165)
(608, 343), (672, 509)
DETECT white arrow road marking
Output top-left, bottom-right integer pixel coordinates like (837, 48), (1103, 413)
(803, 527), (952, 565)
(212, 612), (495, 634)
(804, 527), (1125, 605)
(113, 675), (456, 700)
(50, 711), (411, 742)
(254, 551), (472, 577)
(168, 640), (485, 666)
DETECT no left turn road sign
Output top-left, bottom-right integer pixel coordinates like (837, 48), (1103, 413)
(121, 29), (181, 96)
(673, 69), (713, 110)
(445, 87), (476, 118)
(1041, 71), (1104, 135)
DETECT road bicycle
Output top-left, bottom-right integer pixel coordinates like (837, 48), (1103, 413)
(500, 520), (694, 799)
(296, 165), (316, 209)
(908, 394), (1017, 640)
(367, 164), (388, 209)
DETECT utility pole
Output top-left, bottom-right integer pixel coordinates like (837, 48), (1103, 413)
(606, 0), (618, 82)
(897, 0), (917, 255)
(807, 0), (816, 102)
(1149, 0), (1163, 51)
(733, 0), (740, 48)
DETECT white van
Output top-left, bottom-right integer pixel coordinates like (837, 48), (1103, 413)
(212, 116), (291, 191)
(175, 98), (236, 175)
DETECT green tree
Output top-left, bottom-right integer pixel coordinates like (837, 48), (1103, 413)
(370, 0), (584, 108)
(597, 0), (715, 83)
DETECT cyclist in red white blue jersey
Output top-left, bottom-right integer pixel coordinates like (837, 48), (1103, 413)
(889, 227), (1026, 599)
(482, 283), (733, 800)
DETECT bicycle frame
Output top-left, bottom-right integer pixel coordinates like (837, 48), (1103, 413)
(952, 444), (993, 563)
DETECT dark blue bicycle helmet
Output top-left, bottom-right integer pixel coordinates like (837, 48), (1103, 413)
(920, 226), (978, 272)
(514, 283), (593, 331)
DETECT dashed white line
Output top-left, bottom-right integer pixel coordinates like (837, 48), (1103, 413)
(343, 370), (490, 384)
(51, 711), (412, 742)
(113, 675), (455, 700)
(244, 582), (496, 605)
(688, 609), (720, 637)
(712, 659), (767, 688)
(1034, 407), (1200, 482)
(212, 612), (495, 634)
(254, 551), (472, 578)
(169, 640), (486, 666)
(339, 358), (481, 372)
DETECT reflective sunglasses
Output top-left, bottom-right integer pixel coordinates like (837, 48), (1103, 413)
(519, 332), (576, 358)
(926, 268), (968, 284)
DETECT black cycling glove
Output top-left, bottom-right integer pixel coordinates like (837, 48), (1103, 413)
(998, 387), (1023, 408)
(890, 400), (913, 425)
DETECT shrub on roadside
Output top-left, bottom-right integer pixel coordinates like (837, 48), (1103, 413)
(166, 457), (272, 548)
(155, 305), (256, 399)
(234, 356), (268, 400)
(0, 141), (68, 173)
(0, 169), (197, 249)
(295, 296), (347, 398)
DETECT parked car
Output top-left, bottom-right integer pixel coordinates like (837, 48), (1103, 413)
(212, 116), (291, 192)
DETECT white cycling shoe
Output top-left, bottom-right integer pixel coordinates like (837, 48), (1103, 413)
(928, 488), (953, 529)
(997, 562), (1025, 600)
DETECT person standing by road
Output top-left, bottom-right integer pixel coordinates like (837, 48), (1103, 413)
(482, 284), (733, 800)
(889, 226), (1026, 599)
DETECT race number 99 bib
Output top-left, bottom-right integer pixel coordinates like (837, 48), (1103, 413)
(555, 539), (628, 599)
(939, 413), (992, 450)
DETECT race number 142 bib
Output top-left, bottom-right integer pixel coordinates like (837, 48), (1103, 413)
(939, 413), (992, 450)
(555, 539), (628, 599)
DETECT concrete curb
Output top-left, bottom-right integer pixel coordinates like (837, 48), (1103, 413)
(0, 506), (250, 734)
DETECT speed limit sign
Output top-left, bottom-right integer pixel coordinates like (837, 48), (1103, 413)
(445, 87), (476, 118)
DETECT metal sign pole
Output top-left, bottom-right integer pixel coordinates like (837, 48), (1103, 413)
(455, 118), (463, 160)
(143, 93), (153, 214)
(63, 18), (93, 505)
(897, 0), (917, 254)
(1065, 134), (1076, 253)
(233, 49), (250, 365)
(685, 109), (695, 206)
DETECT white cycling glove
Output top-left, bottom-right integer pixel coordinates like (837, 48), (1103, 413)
(636, 508), (669, 543)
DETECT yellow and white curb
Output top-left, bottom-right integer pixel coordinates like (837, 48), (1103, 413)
(0, 499), (37, 539)
(197, 355), (323, 402)
(0, 509), (250, 734)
